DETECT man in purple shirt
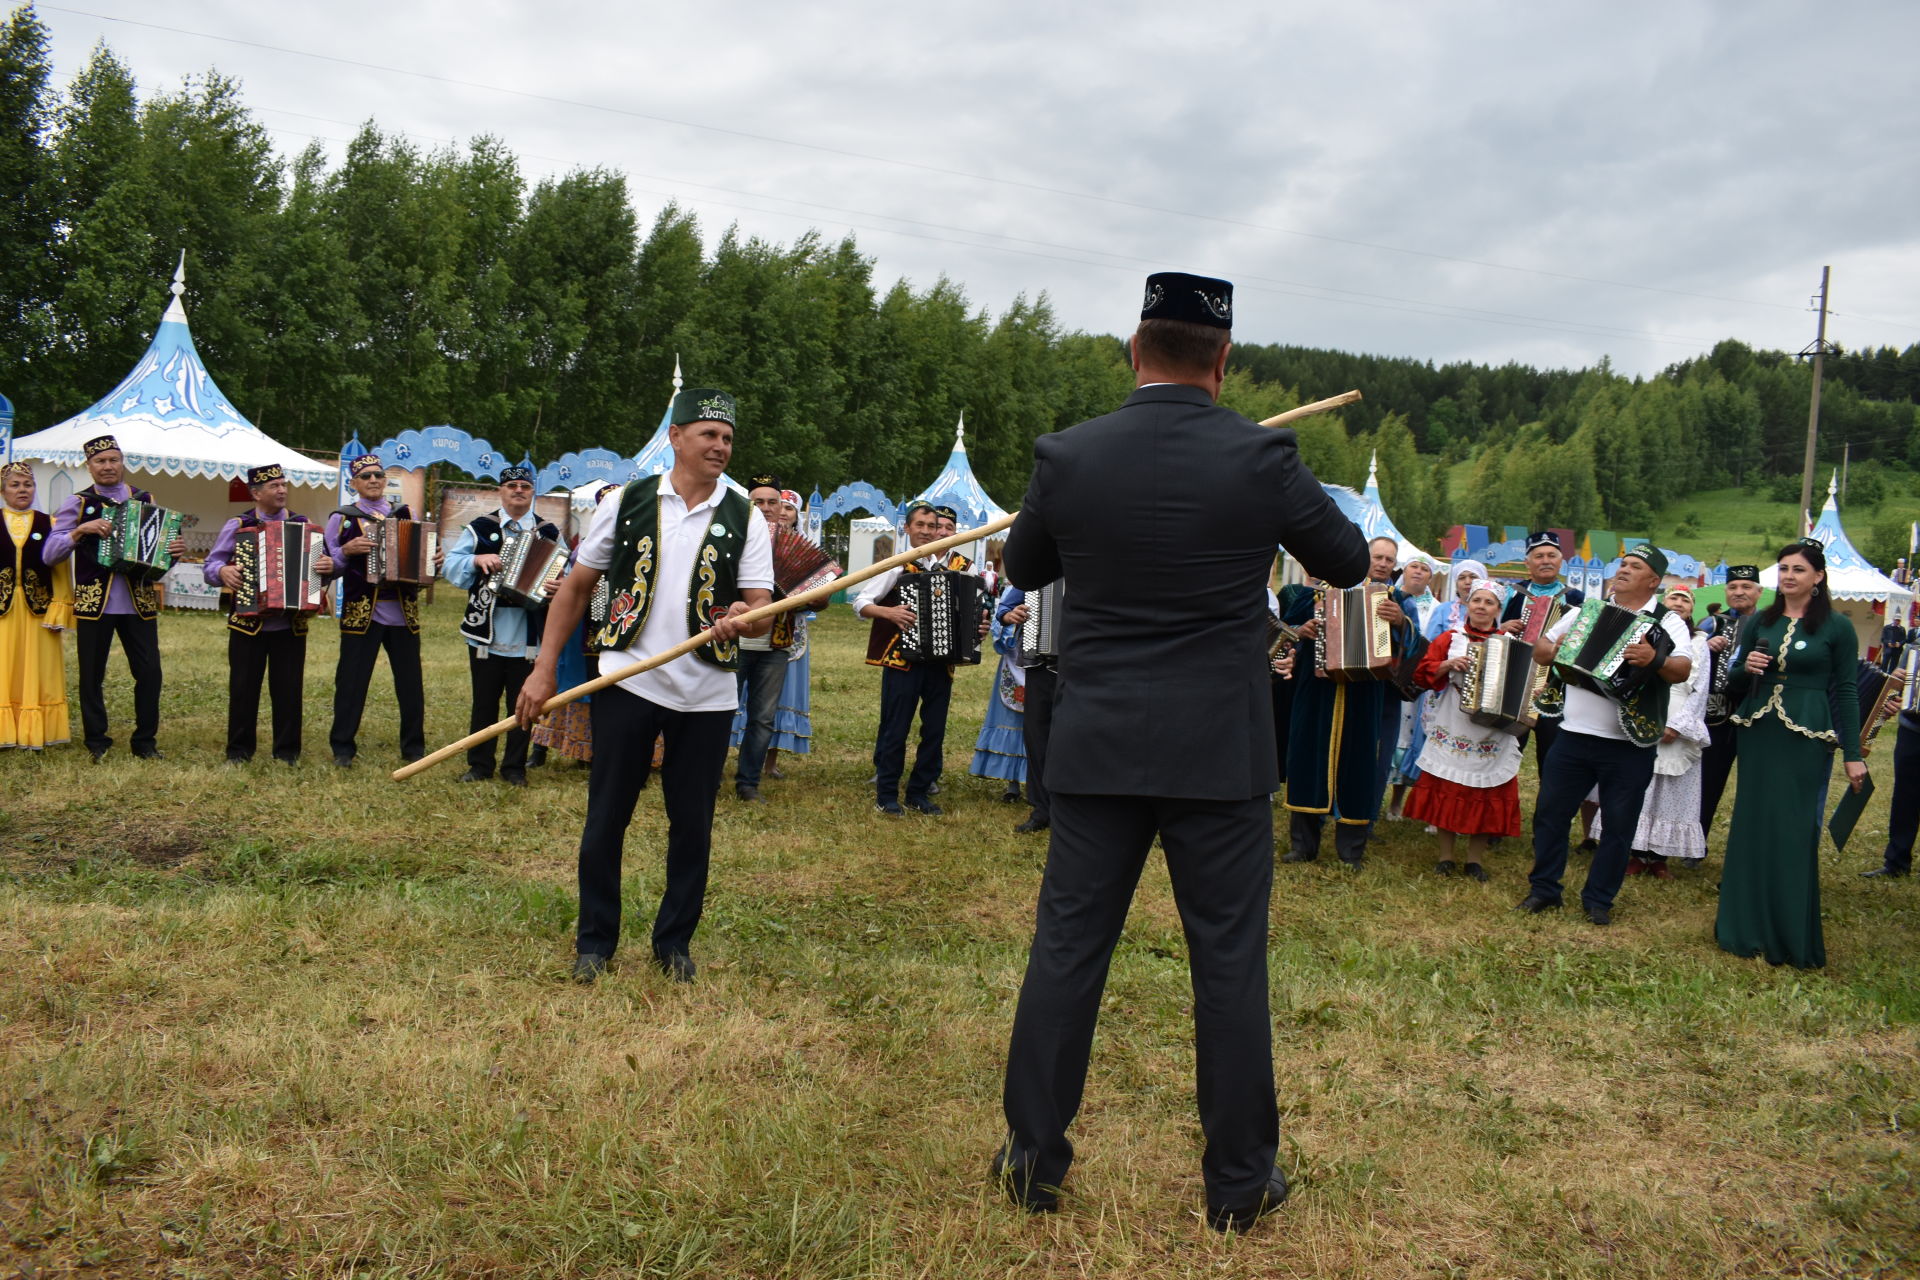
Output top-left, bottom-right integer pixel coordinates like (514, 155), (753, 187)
(324, 453), (438, 767)
(44, 434), (187, 760)
(203, 464), (336, 765)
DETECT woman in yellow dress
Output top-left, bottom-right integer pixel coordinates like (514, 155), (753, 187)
(0, 461), (74, 749)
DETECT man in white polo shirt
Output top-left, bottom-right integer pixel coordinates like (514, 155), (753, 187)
(1517, 544), (1692, 926)
(517, 387), (774, 984)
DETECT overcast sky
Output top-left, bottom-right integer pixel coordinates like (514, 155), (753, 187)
(34, 0), (1920, 378)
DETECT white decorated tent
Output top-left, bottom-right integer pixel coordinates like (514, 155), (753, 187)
(13, 256), (336, 556)
(846, 415), (1009, 572)
(1279, 452), (1439, 587)
(1760, 473), (1913, 659)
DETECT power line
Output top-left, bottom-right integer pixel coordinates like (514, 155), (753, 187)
(46, 3), (1812, 316)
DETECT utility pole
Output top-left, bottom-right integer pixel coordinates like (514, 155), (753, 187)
(1798, 266), (1834, 522)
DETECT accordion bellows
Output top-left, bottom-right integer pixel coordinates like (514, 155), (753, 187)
(490, 530), (567, 610)
(96, 500), (183, 581)
(897, 570), (983, 666)
(233, 522), (327, 617)
(368, 518), (437, 586)
(1459, 633), (1550, 735)
(1550, 598), (1672, 700)
(1019, 579), (1064, 665)
(1316, 583), (1394, 682)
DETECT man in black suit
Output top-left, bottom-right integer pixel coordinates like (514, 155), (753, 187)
(992, 272), (1369, 1231)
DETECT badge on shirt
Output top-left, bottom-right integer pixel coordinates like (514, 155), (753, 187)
(1795, 640), (1807, 650)
(710, 522), (727, 537)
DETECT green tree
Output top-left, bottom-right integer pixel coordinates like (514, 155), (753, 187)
(0, 4), (56, 407)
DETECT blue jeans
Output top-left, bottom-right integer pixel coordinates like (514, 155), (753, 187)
(733, 648), (788, 789)
(1527, 729), (1657, 911)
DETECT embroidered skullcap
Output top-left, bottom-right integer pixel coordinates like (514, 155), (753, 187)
(1468, 578), (1508, 605)
(1525, 530), (1562, 552)
(670, 387), (737, 427)
(499, 464), (534, 484)
(83, 434), (120, 459)
(246, 463), (285, 487)
(1140, 271), (1233, 330)
(1451, 558), (1487, 585)
(0, 460), (32, 481)
(1400, 551), (1439, 572)
(350, 453), (386, 478)
(778, 489), (802, 508)
(1725, 564), (1761, 583)
(747, 473), (781, 494)
(594, 483), (621, 504)
(1621, 543), (1669, 577)
(931, 504), (959, 523)
(1664, 585), (1695, 605)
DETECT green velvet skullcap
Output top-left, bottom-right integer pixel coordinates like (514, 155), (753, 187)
(670, 387), (738, 427)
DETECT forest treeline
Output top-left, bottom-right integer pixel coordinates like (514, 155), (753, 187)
(3, 7), (1917, 545)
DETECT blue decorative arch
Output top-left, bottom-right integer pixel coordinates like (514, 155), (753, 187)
(370, 426), (516, 480)
(814, 480), (899, 524)
(537, 448), (642, 494)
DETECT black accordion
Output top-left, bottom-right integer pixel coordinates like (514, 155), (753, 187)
(897, 570), (984, 666)
(1459, 633), (1550, 735)
(1549, 599), (1675, 701)
(1018, 579), (1063, 665)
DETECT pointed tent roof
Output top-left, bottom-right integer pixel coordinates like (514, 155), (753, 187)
(12, 255), (336, 487)
(1762, 472), (1912, 602)
(910, 415), (1008, 527)
(588, 356), (746, 507)
(1322, 451), (1431, 562)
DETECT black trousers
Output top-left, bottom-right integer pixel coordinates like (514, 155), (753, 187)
(874, 663), (953, 805)
(1289, 810), (1372, 864)
(576, 686), (732, 960)
(466, 649), (535, 777)
(329, 623), (426, 761)
(1699, 720), (1738, 834)
(1001, 791), (1278, 1207)
(1022, 665), (1057, 822)
(75, 613), (161, 755)
(226, 628), (306, 762)
(1878, 720), (1920, 873)
(1527, 730), (1656, 911)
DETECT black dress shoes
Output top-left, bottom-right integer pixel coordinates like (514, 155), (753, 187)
(502, 771), (528, 788)
(1013, 816), (1049, 834)
(1860, 866), (1909, 878)
(1584, 904), (1612, 926)
(1515, 893), (1561, 913)
(655, 950), (696, 984)
(334, 754), (355, 769)
(458, 769), (491, 783)
(1281, 850), (1316, 864)
(989, 1151), (1059, 1214)
(571, 953), (609, 984)
(1207, 1166), (1290, 1233)
(905, 798), (943, 816)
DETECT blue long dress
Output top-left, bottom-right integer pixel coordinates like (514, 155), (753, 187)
(970, 602), (1026, 784)
(731, 611), (815, 753)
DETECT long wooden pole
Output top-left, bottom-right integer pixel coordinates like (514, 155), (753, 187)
(394, 387), (1363, 782)
(392, 512), (1017, 780)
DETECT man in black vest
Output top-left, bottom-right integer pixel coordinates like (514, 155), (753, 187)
(1500, 530), (1587, 781)
(445, 465), (560, 787)
(992, 272), (1368, 1231)
(1699, 565), (1761, 835)
(202, 464), (335, 764)
(851, 502), (983, 815)
(1518, 545), (1693, 925)
(517, 388), (774, 985)
(42, 434), (188, 760)
(325, 453), (437, 767)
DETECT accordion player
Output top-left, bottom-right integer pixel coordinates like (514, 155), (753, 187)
(896, 569), (986, 666)
(232, 521), (328, 617)
(95, 498), (185, 581)
(367, 517), (438, 586)
(1549, 598), (1677, 701)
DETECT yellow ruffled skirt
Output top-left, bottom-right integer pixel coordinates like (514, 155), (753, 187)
(0, 593), (72, 750)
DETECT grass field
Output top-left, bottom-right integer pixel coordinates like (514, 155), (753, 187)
(3, 602), (1918, 1278)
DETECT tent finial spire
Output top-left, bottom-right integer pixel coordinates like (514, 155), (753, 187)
(171, 249), (186, 299)
(955, 413), (965, 448)
(672, 353), (683, 393)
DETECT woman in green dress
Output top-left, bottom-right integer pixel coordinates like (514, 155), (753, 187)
(1717, 540), (1867, 969)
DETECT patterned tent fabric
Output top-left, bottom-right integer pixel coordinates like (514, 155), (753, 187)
(1761, 473), (1912, 604)
(909, 416), (1008, 528)
(10, 257), (335, 487)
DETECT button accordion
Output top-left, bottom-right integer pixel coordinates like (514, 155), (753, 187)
(367, 517), (437, 586)
(1459, 633), (1550, 735)
(489, 529), (566, 610)
(233, 521), (327, 617)
(1018, 579), (1064, 665)
(1516, 590), (1570, 644)
(1549, 598), (1675, 701)
(1314, 582), (1395, 682)
(897, 569), (984, 666)
(95, 499), (184, 580)
(1705, 612), (1743, 726)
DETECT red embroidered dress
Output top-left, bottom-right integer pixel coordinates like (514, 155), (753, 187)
(1402, 624), (1524, 838)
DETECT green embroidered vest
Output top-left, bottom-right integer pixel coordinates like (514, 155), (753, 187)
(595, 480), (754, 670)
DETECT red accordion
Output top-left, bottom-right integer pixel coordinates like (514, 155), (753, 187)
(233, 521), (327, 617)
